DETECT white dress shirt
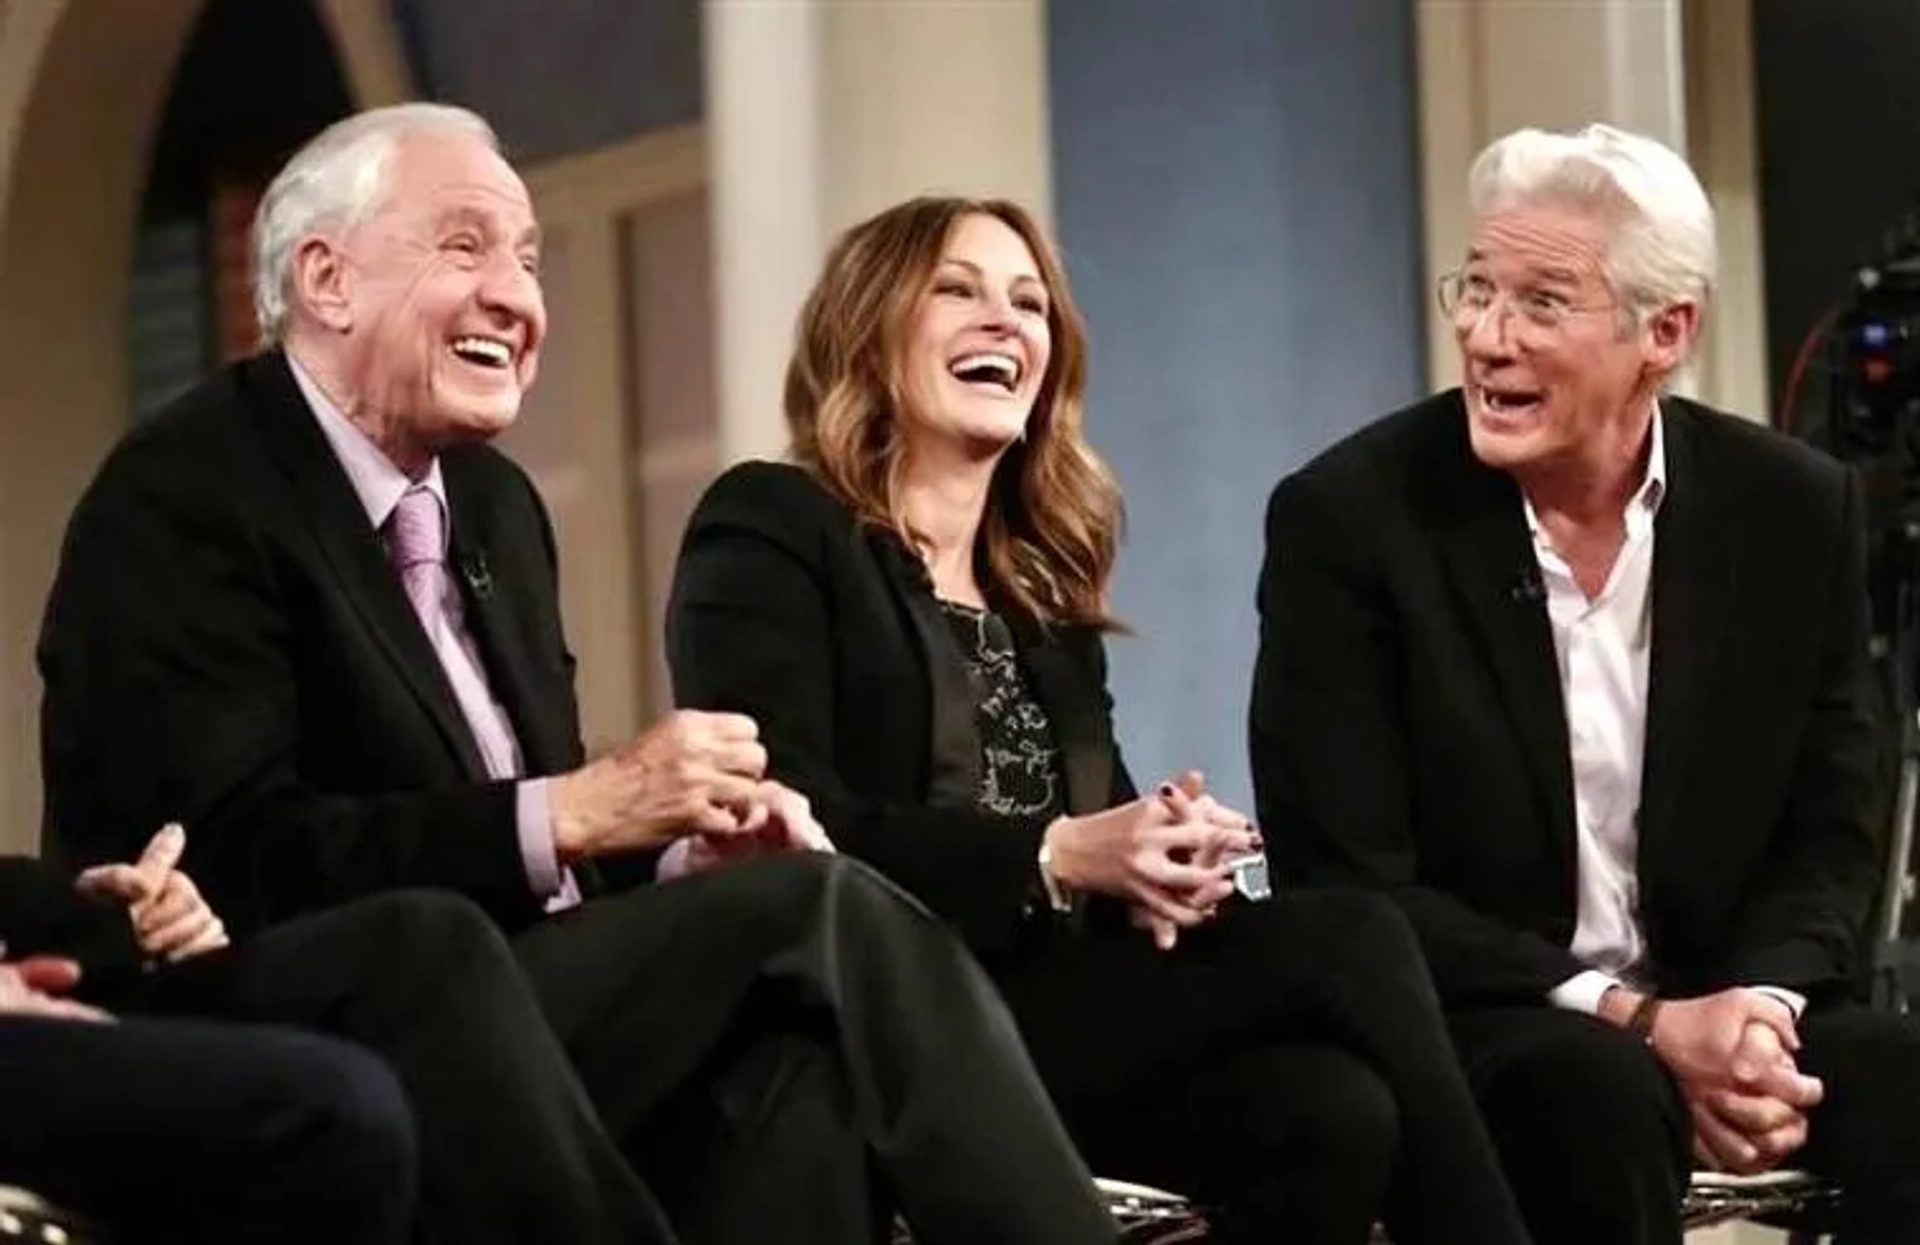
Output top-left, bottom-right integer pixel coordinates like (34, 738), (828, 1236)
(1531, 410), (1801, 1017)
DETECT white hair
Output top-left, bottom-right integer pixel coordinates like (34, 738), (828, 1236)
(251, 103), (500, 342)
(1467, 123), (1716, 318)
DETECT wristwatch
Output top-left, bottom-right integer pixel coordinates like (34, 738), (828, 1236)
(1627, 992), (1664, 1046)
(1036, 841), (1074, 914)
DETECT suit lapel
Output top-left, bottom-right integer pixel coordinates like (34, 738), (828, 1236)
(867, 531), (984, 808)
(1432, 405), (1578, 872)
(1008, 619), (1113, 817)
(242, 352), (488, 779)
(441, 455), (572, 777)
(1639, 403), (1734, 874)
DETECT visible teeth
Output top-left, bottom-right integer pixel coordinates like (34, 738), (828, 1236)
(452, 336), (512, 366)
(949, 352), (1020, 389)
(1484, 390), (1537, 410)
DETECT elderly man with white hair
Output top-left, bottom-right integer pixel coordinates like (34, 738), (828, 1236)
(1253, 122), (1920, 1244)
(37, 102), (1120, 1245)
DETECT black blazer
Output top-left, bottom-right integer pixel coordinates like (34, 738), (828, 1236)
(38, 350), (588, 936)
(1251, 389), (1884, 1007)
(667, 461), (1133, 956)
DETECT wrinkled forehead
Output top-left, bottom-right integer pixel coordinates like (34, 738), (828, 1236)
(371, 132), (538, 233)
(1466, 203), (1615, 285)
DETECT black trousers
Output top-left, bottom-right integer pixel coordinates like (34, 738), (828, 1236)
(510, 852), (1117, 1245)
(0, 1012), (414, 1245)
(990, 887), (1532, 1245)
(1449, 1002), (1920, 1245)
(130, 887), (677, 1245)
(146, 853), (1114, 1245)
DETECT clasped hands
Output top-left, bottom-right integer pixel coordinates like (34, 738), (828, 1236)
(3, 822), (230, 1024)
(1604, 985), (1823, 1175)
(550, 710), (832, 876)
(1043, 770), (1262, 950)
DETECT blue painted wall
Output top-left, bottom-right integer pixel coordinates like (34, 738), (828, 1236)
(1047, 0), (1429, 810)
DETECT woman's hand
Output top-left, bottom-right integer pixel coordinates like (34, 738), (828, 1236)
(1043, 770), (1258, 947)
(1130, 771), (1262, 948)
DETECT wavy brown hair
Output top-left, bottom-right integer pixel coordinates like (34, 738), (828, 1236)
(784, 196), (1123, 630)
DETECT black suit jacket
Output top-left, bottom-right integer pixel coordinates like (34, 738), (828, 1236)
(38, 350), (588, 936)
(1251, 389), (1884, 1008)
(666, 461), (1133, 956)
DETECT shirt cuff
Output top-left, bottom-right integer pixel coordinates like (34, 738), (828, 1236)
(1548, 969), (1624, 1016)
(656, 837), (694, 882)
(1750, 985), (1808, 1019)
(515, 778), (564, 898)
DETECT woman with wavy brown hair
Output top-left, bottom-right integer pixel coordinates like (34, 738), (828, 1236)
(665, 196), (1532, 1245)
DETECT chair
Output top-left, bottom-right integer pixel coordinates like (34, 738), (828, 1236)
(1063, 1168), (1843, 1243)
(1683, 1169), (1842, 1241)
(1093, 1178), (1211, 1243)
(1110, 1169), (1846, 1242)
(889, 1177), (1211, 1244)
(0, 1187), (105, 1245)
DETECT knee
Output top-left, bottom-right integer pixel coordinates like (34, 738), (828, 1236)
(321, 1053), (417, 1224)
(1478, 1021), (1685, 1168)
(1259, 886), (1435, 1006)
(352, 888), (511, 965)
(819, 853), (927, 916)
(1277, 887), (1421, 962)
(271, 1035), (418, 1207)
(1264, 1049), (1399, 1180)
(751, 852), (930, 928)
(319, 1047), (416, 1169)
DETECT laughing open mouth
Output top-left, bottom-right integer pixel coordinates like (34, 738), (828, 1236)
(1478, 386), (1542, 415)
(949, 352), (1022, 393)
(450, 336), (514, 370)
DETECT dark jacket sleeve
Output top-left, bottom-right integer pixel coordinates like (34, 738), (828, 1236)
(666, 464), (1066, 956)
(0, 856), (144, 994)
(1717, 466), (1883, 993)
(38, 450), (536, 937)
(1251, 469), (1589, 1003)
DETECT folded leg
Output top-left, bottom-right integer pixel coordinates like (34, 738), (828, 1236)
(513, 854), (1118, 1245)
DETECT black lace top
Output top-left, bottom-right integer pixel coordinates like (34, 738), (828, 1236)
(938, 600), (1065, 820)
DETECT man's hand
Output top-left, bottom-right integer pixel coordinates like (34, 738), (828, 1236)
(74, 823), (230, 963)
(551, 711), (770, 861)
(734, 781), (834, 852)
(1642, 988), (1812, 1092)
(1688, 1083), (1809, 1174)
(0, 958), (112, 1023)
(1686, 1020), (1817, 1174)
(658, 781), (837, 880)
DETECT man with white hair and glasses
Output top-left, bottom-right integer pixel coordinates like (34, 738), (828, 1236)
(1253, 122), (1920, 1244)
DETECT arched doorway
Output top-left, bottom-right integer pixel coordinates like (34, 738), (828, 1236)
(0, 0), (410, 854)
(131, 0), (354, 412)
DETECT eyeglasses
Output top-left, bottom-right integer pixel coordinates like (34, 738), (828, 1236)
(1437, 269), (1618, 335)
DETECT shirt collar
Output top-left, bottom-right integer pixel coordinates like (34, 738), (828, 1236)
(1521, 402), (1667, 542)
(286, 352), (448, 544)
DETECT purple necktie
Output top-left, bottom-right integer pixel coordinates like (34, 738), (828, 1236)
(386, 486), (447, 633)
(382, 485), (582, 912)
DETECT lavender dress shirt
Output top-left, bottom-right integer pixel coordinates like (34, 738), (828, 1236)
(288, 356), (578, 910)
